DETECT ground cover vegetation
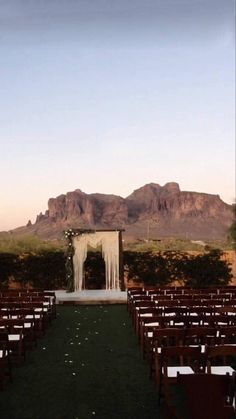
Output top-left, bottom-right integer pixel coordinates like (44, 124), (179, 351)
(0, 232), (235, 254)
(0, 305), (160, 419)
(0, 233), (65, 254)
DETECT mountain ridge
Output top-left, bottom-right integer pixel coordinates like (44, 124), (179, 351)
(10, 182), (233, 240)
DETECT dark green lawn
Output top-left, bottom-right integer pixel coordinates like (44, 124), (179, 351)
(0, 305), (162, 419)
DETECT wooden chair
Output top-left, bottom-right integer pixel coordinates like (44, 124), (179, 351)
(135, 306), (162, 337)
(0, 344), (12, 390)
(175, 373), (235, 419)
(8, 329), (25, 366)
(206, 345), (236, 406)
(139, 315), (167, 344)
(157, 345), (203, 405)
(206, 345), (236, 372)
(150, 328), (185, 379)
(219, 326), (236, 344)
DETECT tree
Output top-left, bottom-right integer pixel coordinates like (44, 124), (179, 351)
(0, 253), (19, 287)
(14, 251), (66, 289)
(124, 251), (172, 286)
(229, 203), (236, 250)
(182, 249), (232, 287)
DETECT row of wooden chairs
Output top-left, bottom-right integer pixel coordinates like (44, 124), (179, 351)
(145, 326), (236, 376)
(127, 286), (236, 308)
(138, 312), (236, 344)
(129, 296), (236, 315)
(127, 287), (236, 417)
(0, 291), (56, 390)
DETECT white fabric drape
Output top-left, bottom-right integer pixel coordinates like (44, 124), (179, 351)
(73, 231), (120, 291)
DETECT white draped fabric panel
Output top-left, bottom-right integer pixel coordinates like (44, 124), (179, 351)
(73, 231), (120, 291)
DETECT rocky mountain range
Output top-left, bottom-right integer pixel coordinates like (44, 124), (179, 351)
(13, 182), (233, 241)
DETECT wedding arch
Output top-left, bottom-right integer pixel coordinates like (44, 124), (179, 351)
(65, 229), (124, 292)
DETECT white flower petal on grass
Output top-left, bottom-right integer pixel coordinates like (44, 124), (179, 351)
(42, 347), (46, 350)
(72, 372), (76, 376)
(65, 354), (69, 356)
(92, 412), (96, 415)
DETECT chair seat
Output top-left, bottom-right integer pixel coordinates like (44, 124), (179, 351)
(163, 366), (194, 378)
(145, 322), (160, 327)
(189, 344), (206, 353)
(209, 366), (235, 375)
(8, 334), (21, 341)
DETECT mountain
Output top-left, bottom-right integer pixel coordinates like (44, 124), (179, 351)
(12, 182), (233, 240)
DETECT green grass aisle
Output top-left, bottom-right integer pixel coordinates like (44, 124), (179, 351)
(0, 305), (161, 419)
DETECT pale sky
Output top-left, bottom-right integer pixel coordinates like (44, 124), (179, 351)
(0, 0), (235, 231)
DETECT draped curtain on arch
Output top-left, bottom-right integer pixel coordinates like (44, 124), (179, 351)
(73, 231), (120, 291)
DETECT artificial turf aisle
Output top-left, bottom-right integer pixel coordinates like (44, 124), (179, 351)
(0, 305), (161, 419)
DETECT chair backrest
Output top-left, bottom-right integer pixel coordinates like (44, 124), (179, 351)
(153, 328), (185, 348)
(219, 326), (236, 344)
(206, 345), (236, 366)
(177, 373), (235, 419)
(162, 345), (202, 371)
(185, 326), (218, 346)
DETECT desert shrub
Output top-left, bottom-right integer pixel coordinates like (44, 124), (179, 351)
(124, 249), (232, 287)
(161, 250), (189, 283)
(124, 251), (172, 286)
(0, 234), (65, 254)
(0, 253), (19, 287)
(14, 252), (67, 289)
(181, 249), (232, 287)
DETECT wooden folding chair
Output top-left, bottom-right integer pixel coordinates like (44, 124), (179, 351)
(219, 326), (236, 345)
(206, 345), (236, 406)
(0, 344), (12, 390)
(158, 345), (203, 405)
(175, 373), (235, 419)
(151, 328), (185, 380)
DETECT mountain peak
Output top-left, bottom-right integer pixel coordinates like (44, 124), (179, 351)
(162, 182), (180, 192)
(11, 182), (233, 240)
